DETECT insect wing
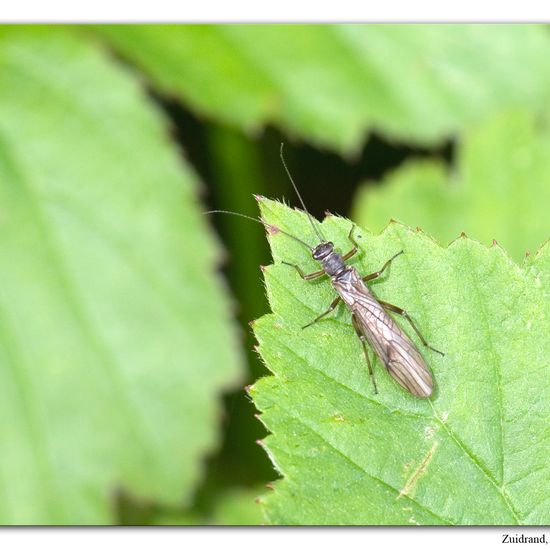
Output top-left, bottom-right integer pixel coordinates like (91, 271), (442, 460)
(383, 327), (433, 398)
(334, 269), (433, 398)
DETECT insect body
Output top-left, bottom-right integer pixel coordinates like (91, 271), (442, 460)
(208, 145), (444, 398)
(287, 231), (442, 398)
(336, 267), (434, 397)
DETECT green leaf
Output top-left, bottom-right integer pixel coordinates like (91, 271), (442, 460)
(153, 486), (264, 525)
(93, 25), (550, 153)
(353, 110), (550, 261)
(208, 486), (264, 526)
(0, 26), (243, 523)
(250, 199), (550, 525)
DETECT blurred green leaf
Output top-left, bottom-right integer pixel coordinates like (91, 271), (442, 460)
(250, 199), (550, 525)
(0, 26), (243, 523)
(208, 486), (263, 525)
(94, 25), (550, 152)
(353, 110), (550, 261)
(153, 486), (263, 525)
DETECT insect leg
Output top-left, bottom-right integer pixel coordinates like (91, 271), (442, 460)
(362, 250), (404, 282)
(342, 225), (359, 261)
(302, 296), (341, 329)
(351, 313), (378, 394)
(379, 300), (445, 356)
(282, 262), (326, 280)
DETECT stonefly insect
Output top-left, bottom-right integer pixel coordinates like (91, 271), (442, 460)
(208, 145), (444, 398)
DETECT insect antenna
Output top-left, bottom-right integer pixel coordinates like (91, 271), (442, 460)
(279, 143), (326, 243)
(205, 209), (313, 251)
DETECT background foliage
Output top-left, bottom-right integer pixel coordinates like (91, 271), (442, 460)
(0, 24), (548, 524)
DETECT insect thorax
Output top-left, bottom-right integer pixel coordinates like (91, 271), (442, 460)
(321, 252), (346, 276)
(333, 266), (355, 283)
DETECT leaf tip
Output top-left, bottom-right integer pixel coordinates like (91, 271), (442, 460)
(256, 439), (265, 447)
(259, 264), (267, 272)
(460, 231), (467, 238)
(324, 209), (333, 217)
(265, 482), (274, 490)
(254, 194), (265, 202)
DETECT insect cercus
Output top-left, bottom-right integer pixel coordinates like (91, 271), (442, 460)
(208, 144), (444, 398)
